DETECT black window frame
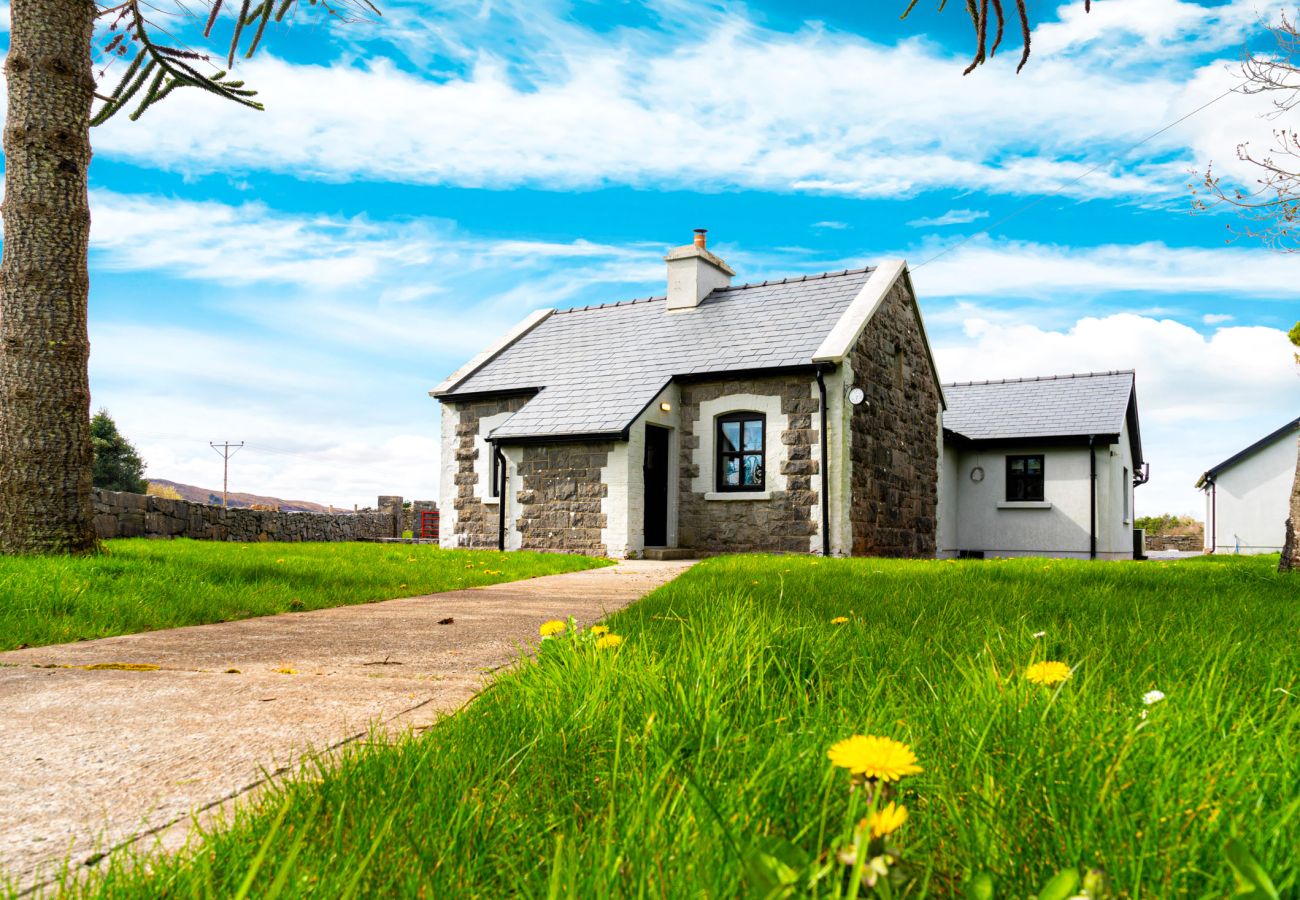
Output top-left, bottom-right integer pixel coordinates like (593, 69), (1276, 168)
(715, 412), (766, 492)
(1005, 454), (1045, 502)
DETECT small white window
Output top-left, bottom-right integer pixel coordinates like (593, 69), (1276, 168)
(1123, 467), (1130, 522)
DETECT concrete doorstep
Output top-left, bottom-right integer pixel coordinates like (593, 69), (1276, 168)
(0, 559), (693, 894)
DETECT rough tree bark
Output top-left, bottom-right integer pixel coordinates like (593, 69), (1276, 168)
(0, 0), (98, 554)
(1281, 437), (1300, 572)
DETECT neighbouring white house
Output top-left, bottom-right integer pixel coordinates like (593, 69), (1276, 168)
(938, 372), (1146, 560)
(1196, 417), (1300, 555)
(430, 231), (1148, 560)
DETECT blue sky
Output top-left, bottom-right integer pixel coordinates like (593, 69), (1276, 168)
(21, 0), (1300, 514)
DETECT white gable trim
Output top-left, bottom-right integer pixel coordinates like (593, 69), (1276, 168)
(811, 260), (946, 410)
(429, 308), (554, 397)
(812, 259), (906, 364)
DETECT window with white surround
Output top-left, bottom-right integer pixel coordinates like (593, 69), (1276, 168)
(692, 393), (787, 502)
(715, 412), (766, 492)
(1123, 466), (1130, 523)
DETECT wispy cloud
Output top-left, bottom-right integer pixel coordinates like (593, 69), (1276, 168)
(81, 1), (1282, 200)
(812, 221), (850, 230)
(912, 236), (1300, 302)
(908, 209), (989, 228)
(1203, 313), (1235, 325)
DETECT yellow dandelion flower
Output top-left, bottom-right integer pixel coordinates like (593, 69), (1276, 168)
(539, 620), (566, 637)
(830, 616), (849, 625)
(590, 625), (610, 637)
(862, 802), (908, 839)
(595, 634), (624, 650)
(1024, 661), (1072, 686)
(827, 735), (922, 782)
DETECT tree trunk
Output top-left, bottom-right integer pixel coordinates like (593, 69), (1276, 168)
(1280, 436), (1300, 573)
(0, 0), (98, 554)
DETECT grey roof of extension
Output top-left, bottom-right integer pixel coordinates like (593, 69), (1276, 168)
(441, 267), (876, 440)
(943, 370), (1138, 451)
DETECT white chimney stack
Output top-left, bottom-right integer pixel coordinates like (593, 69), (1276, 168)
(665, 229), (734, 312)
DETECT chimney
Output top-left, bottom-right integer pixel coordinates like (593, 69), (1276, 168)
(665, 228), (735, 312)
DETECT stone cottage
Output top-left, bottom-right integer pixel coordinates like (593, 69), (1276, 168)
(431, 231), (945, 558)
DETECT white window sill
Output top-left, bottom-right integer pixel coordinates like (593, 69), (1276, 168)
(997, 501), (1052, 510)
(706, 491), (772, 501)
(482, 496), (500, 505)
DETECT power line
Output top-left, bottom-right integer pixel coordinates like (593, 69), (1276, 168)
(209, 441), (244, 508)
(912, 84), (1241, 271)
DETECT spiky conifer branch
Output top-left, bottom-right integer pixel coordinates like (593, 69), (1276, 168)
(901, 0), (1091, 74)
(91, 0), (379, 125)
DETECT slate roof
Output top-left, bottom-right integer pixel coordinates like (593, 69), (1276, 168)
(943, 371), (1138, 449)
(441, 267), (876, 440)
(1197, 416), (1300, 486)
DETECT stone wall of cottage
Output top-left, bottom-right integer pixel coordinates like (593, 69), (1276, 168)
(515, 442), (612, 556)
(677, 375), (820, 554)
(846, 280), (940, 557)
(447, 396), (531, 549)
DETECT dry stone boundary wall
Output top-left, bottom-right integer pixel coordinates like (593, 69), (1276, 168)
(92, 490), (437, 543)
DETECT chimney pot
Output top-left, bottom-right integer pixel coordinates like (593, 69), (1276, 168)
(664, 229), (735, 312)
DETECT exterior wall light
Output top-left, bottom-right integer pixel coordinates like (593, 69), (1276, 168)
(660, 402), (673, 412)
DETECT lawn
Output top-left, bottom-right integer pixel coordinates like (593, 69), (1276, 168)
(45, 554), (1300, 898)
(0, 539), (608, 651)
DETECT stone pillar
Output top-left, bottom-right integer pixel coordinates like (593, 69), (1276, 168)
(378, 495), (403, 538)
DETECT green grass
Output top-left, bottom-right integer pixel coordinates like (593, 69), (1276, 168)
(0, 540), (608, 651)
(38, 554), (1300, 897)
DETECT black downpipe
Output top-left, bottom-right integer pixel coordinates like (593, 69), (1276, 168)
(1088, 436), (1097, 560)
(814, 368), (831, 557)
(494, 442), (507, 552)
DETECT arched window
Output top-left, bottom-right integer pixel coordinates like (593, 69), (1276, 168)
(716, 412), (765, 491)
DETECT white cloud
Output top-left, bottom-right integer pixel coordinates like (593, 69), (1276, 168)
(79, 3), (1272, 200)
(812, 221), (850, 230)
(911, 235), (1300, 302)
(935, 313), (1298, 516)
(909, 209), (989, 228)
(1033, 0), (1283, 62)
(1203, 312), (1235, 324)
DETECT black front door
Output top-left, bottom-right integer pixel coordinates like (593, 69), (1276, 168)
(643, 425), (670, 547)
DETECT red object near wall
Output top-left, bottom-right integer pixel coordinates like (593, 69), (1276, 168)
(420, 510), (440, 540)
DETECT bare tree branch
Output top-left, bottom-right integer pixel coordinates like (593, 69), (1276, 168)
(1195, 13), (1300, 253)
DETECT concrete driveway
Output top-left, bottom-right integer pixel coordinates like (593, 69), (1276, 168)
(0, 559), (693, 894)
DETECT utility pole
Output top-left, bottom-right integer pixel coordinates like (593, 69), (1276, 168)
(209, 441), (244, 508)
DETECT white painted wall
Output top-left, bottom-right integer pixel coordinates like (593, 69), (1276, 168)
(828, 366), (854, 558)
(501, 445), (524, 551)
(602, 383), (680, 558)
(936, 424), (959, 558)
(438, 403), (460, 548)
(1204, 431), (1298, 554)
(940, 437), (1134, 559)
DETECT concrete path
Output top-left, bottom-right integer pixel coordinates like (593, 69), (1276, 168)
(0, 559), (693, 893)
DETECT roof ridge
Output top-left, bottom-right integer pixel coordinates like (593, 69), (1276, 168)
(942, 369), (1135, 388)
(552, 295), (664, 315)
(712, 265), (876, 293)
(549, 265), (876, 314)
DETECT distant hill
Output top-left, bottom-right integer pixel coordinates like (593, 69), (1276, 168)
(147, 479), (346, 514)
